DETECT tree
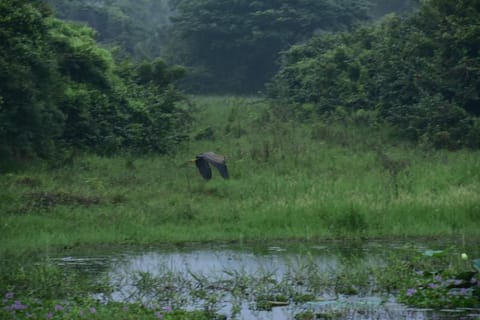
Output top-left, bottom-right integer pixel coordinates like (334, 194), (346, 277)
(268, 0), (480, 148)
(43, 0), (173, 59)
(0, 0), (190, 164)
(0, 0), (64, 159)
(166, 0), (371, 93)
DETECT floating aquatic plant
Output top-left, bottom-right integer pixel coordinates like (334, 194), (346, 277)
(399, 254), (480, 309)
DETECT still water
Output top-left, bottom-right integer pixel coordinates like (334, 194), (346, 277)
(51, 239), (480, 320)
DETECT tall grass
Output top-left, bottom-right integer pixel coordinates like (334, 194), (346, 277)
(1, 96), (479, 252)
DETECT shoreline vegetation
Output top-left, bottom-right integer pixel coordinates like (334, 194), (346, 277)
(1, 96), (479, 317)
(1, 96), (479, 253)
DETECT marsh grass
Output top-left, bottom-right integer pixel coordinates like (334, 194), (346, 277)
(1, 96), (480, 252)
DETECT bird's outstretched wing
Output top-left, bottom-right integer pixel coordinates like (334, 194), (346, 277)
(195, 157), (212, 180)
(211, 160), (229, 179)
(200, 152), (229, 179)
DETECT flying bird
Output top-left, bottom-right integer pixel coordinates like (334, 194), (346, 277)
(194, 152), (229, 180)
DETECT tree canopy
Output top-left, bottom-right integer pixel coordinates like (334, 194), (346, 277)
(43, 0), (172, 59)
(166, 0), (372, 94)
(43, 0), (419, 94)
(2, 0), (477, 160)
(268, 0), (480, 149)
(0, 0), (189, 163)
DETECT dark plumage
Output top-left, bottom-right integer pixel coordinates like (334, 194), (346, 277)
(195, 152), (229, 180)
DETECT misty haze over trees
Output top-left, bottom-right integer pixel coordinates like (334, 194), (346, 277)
(43, 0), (173, 59)
(44, 0), (419, 93)
(1, 0), (479, 164)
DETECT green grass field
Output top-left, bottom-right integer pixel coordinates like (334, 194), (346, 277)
(1, 96), (479, 252)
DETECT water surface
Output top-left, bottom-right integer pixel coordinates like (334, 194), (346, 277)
(51, 239), (480, 319)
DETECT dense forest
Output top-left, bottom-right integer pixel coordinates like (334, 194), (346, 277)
(268, 0), (480, 149)
(166, 0), (373, 93)
(0, 0), (189, 164)
(43, 0), (418, 93)
(43, 0), (172, 59)
(0, 0), (479, 165)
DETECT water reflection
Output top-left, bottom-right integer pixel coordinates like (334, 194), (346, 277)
(50, 239), (480, 320)
(110, 249), (338, 281)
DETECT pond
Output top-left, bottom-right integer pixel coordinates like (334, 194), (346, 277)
(50, 239), (480, 320)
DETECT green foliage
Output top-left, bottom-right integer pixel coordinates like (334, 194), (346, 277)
(329, 206), (368, 234)
(0, 1), (190, 163)
(368, 0), (418, 18)
(0, 0), (64, 160)
(167, 0), (372, 93)
(44, 0), (419, 94)
(136, 59), (187, 89)
(269, 0), (480, 149)
(44, 0), (172, 59)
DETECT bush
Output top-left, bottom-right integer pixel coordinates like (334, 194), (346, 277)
(0, 2), (190, 162)
(268, 0), (480, 149)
